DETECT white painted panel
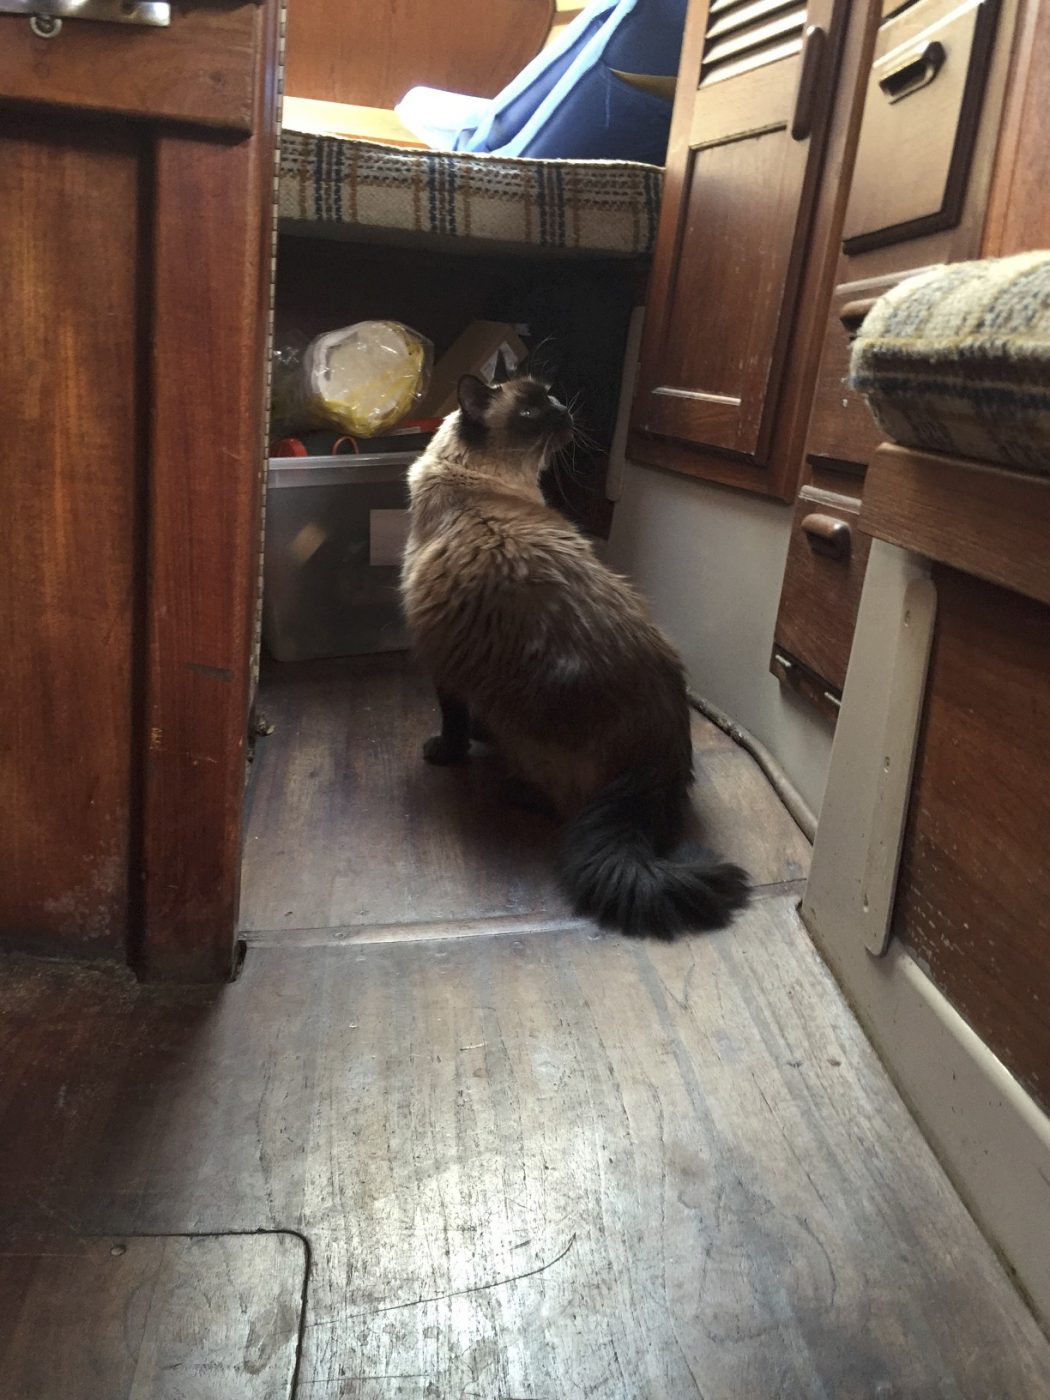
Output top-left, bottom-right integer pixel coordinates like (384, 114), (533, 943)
(805, 538), (1050, 1324)
(607, 462), (834, 816)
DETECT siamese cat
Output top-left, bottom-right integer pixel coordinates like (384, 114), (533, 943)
(400, 374), (749, 936)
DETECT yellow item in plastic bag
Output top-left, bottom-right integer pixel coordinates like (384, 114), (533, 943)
(298, 321), (432, 437)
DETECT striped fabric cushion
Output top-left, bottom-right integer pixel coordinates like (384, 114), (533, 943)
(849, 251), (1050, 475)
(278, 132), (663, 258)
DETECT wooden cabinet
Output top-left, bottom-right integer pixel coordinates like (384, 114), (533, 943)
(772, 0), (1025, 714)
(850, 447), (1050, 1116)
(627, 0), (1039, 714)
(842, 0), (1000, 254)
(893, 563), (1050, 1116)
(772, 483), (872, 719)
(629, 0), (851, 499)
(0, 1), (280, 981)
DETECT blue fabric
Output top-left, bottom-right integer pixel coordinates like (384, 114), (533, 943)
(448, 0), (687, 164)
(491, 64), (677, 164)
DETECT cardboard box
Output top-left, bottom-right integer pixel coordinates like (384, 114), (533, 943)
(419, 321), (528, 418)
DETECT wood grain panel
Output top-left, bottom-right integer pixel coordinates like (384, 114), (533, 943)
(893, 567), (1050, 1114)
(841, 0), (1000, 254)
(239, 655), (810, 933)
(982, 0), (1050, 255)
(777, 0), (1028, 722)
(240, 654), (568, 932)
(281, 95), (428, 146)
(630, 0), (874, 501)
(820, 0), (1018, 290)
(862, 444), (1050, 605)
(140, 37), (281, 982)
(0, 118), (142, 960)
(1, 3), (280, 980)
(2, 904), (1049, 1394)
(0, 4), (262, 132)
(652, 125), (804, 443)
(632, 0), (847, 481)
(803, 0), (1022, 478)
(806, 271), (910, 470)
(284, 0), (553, 109)
(0, 1233), (305, 1399)
(774, 486), (872, 695)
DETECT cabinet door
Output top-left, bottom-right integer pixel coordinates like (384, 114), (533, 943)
(631, 0), (846, 496)
(0, 3), (279, 981)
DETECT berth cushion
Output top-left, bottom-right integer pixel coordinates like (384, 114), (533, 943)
(278, 132), (663, 258)
(849, 251), (1050, 474)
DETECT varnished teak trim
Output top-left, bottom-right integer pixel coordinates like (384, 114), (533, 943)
(861, 442), (1050, 606)
(139, 2), (281, 982)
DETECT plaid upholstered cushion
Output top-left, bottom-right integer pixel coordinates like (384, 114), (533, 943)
(849, 252), (1050, 475)
(279, 132), (663, 258)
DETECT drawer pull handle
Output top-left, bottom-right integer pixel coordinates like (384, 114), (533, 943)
(878, 39), (946, 104)
(791, 25), (827, 141)
(802, 512), (851, 561)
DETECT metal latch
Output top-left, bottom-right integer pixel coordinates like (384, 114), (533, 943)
(3, 0), (170, 39)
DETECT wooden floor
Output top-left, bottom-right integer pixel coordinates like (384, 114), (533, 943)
(2, 654), (1049, 1398)
(240, 654), (810, 937)
(2, 1233), (305, 1399)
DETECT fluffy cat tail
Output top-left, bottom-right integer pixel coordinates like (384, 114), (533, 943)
(557, 769), (751, 938)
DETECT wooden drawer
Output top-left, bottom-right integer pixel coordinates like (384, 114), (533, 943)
(0, 4), (263, 132)
(772, 484), (873, 718)
(807, 273), (913, 471)
(842, 0), (999, 254)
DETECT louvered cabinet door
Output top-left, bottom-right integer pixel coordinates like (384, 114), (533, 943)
(631, 0), (847, 497)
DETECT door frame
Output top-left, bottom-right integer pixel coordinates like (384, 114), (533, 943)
(137, 86), (281, 982)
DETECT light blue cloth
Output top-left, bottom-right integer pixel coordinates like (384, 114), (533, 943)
(394, 88), (489, 151)
(396, 0), (687, 165)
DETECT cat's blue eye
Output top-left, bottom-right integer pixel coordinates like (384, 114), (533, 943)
(519, 406), (541, 419)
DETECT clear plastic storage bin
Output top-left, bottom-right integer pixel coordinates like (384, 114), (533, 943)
(262, 452), (417, 662)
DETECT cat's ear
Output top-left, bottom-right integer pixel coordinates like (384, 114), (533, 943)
(458, 374), (496, 423)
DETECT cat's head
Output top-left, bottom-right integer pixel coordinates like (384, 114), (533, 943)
(455, 374), (574, 455)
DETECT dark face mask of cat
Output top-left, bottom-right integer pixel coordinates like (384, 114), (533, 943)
(457, 374), (574, 452)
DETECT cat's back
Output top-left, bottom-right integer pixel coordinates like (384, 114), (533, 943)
(404, 462), (588, 597)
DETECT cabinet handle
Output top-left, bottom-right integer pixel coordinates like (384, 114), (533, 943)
(878, 39), (946, 104)
(791, 25), (827, 141)
(802, 512), (851, 561)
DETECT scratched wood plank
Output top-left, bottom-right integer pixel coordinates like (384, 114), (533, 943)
(2, 898), (1048, 1397)
(240, 654), (569, 932)
(0, 1232), (304, 1399)
(239, 655), (808, 933)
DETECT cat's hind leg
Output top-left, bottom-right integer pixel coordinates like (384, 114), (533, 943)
(423, 690), (471, 765)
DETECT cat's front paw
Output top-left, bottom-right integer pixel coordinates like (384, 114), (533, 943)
(422, 734), (469, 766)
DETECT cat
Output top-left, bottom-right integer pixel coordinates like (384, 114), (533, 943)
(400, 373), (750, 936)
